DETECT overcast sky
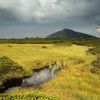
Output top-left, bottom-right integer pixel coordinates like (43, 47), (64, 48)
(0, 0), (100, 38)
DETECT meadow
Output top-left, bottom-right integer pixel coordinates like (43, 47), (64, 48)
(0, 38), (100, 100)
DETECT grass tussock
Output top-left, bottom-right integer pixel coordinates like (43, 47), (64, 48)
(0, 56), (27, 87)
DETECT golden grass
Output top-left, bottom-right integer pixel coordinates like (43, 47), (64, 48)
(0, 44), (100, 100)
(42, 53), (100, 100)
(0, 44), (88, 73)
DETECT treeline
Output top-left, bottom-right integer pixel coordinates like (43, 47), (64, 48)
(0, 38), (99, 46)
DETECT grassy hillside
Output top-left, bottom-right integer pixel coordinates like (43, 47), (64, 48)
(0, 38), (100, 100)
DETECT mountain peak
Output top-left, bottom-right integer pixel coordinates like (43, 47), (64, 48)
(47, 29), (96, 38)
(63, 29), (73, 31)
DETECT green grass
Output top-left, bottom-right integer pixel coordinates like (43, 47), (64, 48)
(0, 38), (99, 45)
(0, 89), (58, 100)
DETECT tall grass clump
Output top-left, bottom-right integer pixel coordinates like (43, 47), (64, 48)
(88, 46), (100, 74)
(49, 61), (66, 72)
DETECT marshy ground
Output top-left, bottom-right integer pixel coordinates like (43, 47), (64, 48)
(0, 43), (100, 100)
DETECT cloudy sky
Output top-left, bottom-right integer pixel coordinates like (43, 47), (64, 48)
(0, 0), (100, 38)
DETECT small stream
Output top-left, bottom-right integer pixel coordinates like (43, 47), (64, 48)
(21, 68), (57, 88)
(1, 61), (64, 93)
(5, 67), (58, 93)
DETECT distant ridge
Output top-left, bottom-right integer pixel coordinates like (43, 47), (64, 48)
(47, 29), (96, 38)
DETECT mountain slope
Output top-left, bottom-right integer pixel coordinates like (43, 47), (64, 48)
(47, 29), (96, 38)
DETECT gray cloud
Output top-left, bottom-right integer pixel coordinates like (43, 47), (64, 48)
(0, 0), (99, 23)
(0, 0), (100, 38)
(96, 26), (100, 33)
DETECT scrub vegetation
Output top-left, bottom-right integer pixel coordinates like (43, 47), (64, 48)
(0, 38), (100, 100)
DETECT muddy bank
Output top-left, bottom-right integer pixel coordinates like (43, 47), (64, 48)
(0, 77), (23, 93)
(0, 76), (32, 93)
